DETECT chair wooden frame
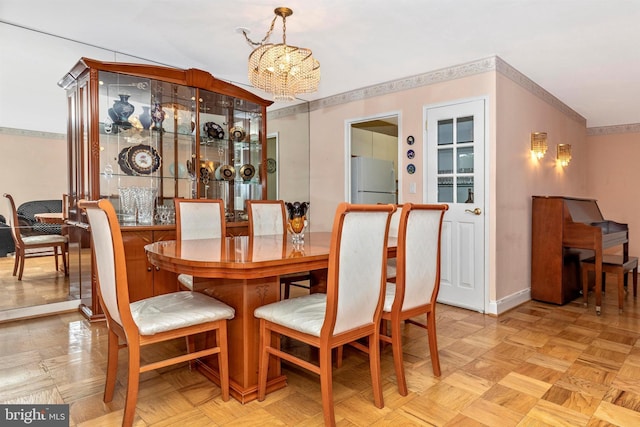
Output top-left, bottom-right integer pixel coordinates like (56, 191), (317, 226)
(79, 199), (233, 427)
(3, 193), (68, 280)
(255, 203), (395, 426)
(247, 199), (312, 299)
(383, 203), (448, 395)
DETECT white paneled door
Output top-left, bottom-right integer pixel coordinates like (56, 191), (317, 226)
(425, 99), (486, 312)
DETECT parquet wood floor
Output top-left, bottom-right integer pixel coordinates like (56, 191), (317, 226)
(0, 253), (74, 310)
(2, 278), (640, 425)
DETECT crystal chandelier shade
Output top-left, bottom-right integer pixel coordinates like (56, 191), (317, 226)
(243, 7), (320, 101)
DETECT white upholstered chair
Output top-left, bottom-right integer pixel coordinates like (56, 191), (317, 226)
(3, 193), (68, 280)
(246, 199), (287, 236)
(254, 203), (395, 426)
(247, 199), (311, 298)
(80, 199), (234, 427)
(174, 198), (226, 291)
(383, 203), (448, 395)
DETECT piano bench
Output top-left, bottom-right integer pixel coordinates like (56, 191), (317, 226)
(581, 255), (638, 314)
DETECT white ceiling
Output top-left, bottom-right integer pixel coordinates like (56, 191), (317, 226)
(2, 0), (638, 127)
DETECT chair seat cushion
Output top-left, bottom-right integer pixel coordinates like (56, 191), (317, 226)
(131, 291), (235, 335)
(254, 293), (326, 336)
(383, 282), (396, 312)
(177, 274), (193, 290)
(22, 234), (67, 245)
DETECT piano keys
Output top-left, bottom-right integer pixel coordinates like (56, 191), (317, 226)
(531, 196), (629, 307)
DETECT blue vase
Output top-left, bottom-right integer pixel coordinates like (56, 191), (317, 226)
(139, 106), (152, 130)
(110, 94), (135, 129)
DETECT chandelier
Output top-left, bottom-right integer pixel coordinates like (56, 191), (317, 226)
(242, 7), (320, 102)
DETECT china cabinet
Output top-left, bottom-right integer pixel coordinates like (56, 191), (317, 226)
(59, 57), (272, 320)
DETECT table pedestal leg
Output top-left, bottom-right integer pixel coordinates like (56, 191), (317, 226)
(192, 276), (287, 403)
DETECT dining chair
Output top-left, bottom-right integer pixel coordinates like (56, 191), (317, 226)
(247, 199), (311, 298)
(383, 203), (448, 395)
(3, 193), (68, 280)
(174, 198), (226, 291)
(254, 202), (395, 426)
(79, 199), (235, 427)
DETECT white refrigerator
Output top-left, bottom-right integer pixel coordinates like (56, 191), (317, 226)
(351, 157), (397, 204)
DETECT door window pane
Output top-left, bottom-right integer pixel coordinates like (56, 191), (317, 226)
(457, 146), (474, 173)
(438, 119), (453, 145)
(438, 148), (453, 174)
(438, 177), (453, 203)
(457, 116), (473, 143)
(457, 177), (474, 203)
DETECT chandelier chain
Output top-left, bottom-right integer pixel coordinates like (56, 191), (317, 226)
(242, 15), (280, 47)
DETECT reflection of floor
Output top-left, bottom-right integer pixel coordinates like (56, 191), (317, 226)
(0, 254), (75, 311)
(2, 288), (640, 425)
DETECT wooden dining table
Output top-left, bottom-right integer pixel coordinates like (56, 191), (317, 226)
(145, 232), (396, 403)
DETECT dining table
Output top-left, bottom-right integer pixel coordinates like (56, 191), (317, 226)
(144, 231), (396, 403)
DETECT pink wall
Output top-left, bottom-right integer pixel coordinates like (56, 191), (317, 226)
(587, 130), (640, 258)
(309, 73), (495, 232)
(494, 74), (588, 303)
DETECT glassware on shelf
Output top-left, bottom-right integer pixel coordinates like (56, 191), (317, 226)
(155, 204), (175, 224)
(133, 187), (158, 225)
(118, 187), (137, 224)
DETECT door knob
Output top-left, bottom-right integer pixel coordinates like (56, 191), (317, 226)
(465, 208), (482, 215)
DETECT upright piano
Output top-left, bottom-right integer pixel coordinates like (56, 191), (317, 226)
(531, 196), (628, 306)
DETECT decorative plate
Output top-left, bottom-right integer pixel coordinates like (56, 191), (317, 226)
(407, 163), (416, 174)
(117, 147), (135, 176)
(203, 122), (225, 139)
(127, 144), (161, 175)
(266, 158), (277, 174)
(407, 135), (415, 145)
(239, 164), (256, 181)
(407, 149), (415, 159)
(215, 164), (235, 181)
(230, 126), (246, 142)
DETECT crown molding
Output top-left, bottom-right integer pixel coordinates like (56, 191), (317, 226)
(267, 103), (310, 121)
(587, 123), (640, 136)
(494, 57), (586, 125)
(307, 57), (497, 112)
(0, 127), (65, 139)
(270, 56), (586, 127)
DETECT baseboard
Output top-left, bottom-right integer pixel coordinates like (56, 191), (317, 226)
(488, 288), (531, 316)
(0, 300), (80, 323)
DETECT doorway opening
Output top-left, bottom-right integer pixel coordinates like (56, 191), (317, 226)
(347, 114), (400, 204)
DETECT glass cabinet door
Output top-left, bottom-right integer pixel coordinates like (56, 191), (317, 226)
(97, 71), (195, 225)
(198, 90), (263, 224)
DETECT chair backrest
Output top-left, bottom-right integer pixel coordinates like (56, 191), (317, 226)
(323, 203), (394, 336)
(395, 203), (448, 311)
(175, 198), (225, 241)
(247, 200), (287, 236)
(3, 193), (24, 246)
(79, 199), (133, 329)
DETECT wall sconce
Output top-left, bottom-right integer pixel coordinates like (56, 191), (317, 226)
(530, 132), (548, 159)
(557, 144), (572, 166)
